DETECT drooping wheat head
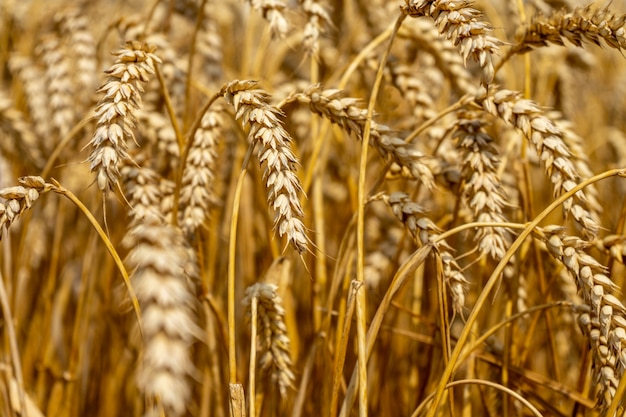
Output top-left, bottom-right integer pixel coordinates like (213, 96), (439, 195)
(402, 0), (502, 85)
(222, 79), (309, 254)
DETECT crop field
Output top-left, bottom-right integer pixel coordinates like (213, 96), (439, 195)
(2, 0), (626, 416)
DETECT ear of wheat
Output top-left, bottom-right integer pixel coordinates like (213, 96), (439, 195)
(87, 41), (161, 194)
(402, 0), (502, 85)
(243, 282), (295, 397)
(222, 80), (309, 254)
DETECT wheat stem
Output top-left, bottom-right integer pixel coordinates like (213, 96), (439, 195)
(0, 268), (27, 417)
(228, 142), (255, 385)
(249, 296), (258, 417)
(412, 379), (543, 417)
(354, 13), (406, 417)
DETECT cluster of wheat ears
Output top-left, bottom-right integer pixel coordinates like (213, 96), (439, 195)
(4, 0), (626, 416)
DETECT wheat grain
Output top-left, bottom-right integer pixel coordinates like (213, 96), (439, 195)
(179, 108), (222, 235)
(123, 219), (199, 417)
(248, 0), (290, 38)
(454, 113), (511, 260)
(299, 0), (332, 56)
(8, 56), (52, 142)
(198, 15), (224, 83)
(389, 62), (439, 123)
(0, 92), (45, 170)
(123, 163), (199, 417)
(511, 6), (626, 56)
(38, 34), (77, 139)
(56, 7), (98, 106)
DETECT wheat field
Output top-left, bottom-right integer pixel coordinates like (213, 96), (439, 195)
(2, 0), (626, 416)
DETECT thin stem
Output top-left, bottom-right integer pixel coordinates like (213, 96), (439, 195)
(404, 95), (472, 144)
(330, 280), (360, 417)
(339, 244), (434, 417)
(42, 114), (92, 179)
(183, 0), (208, 131)
(354, 13), (406, 417)
(228, 142), (256, 383)
(155, 64), (184, 155)
(0, 269), (27, 417)
(411, 379), (543, 417)
(249, 296), (258, 417)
